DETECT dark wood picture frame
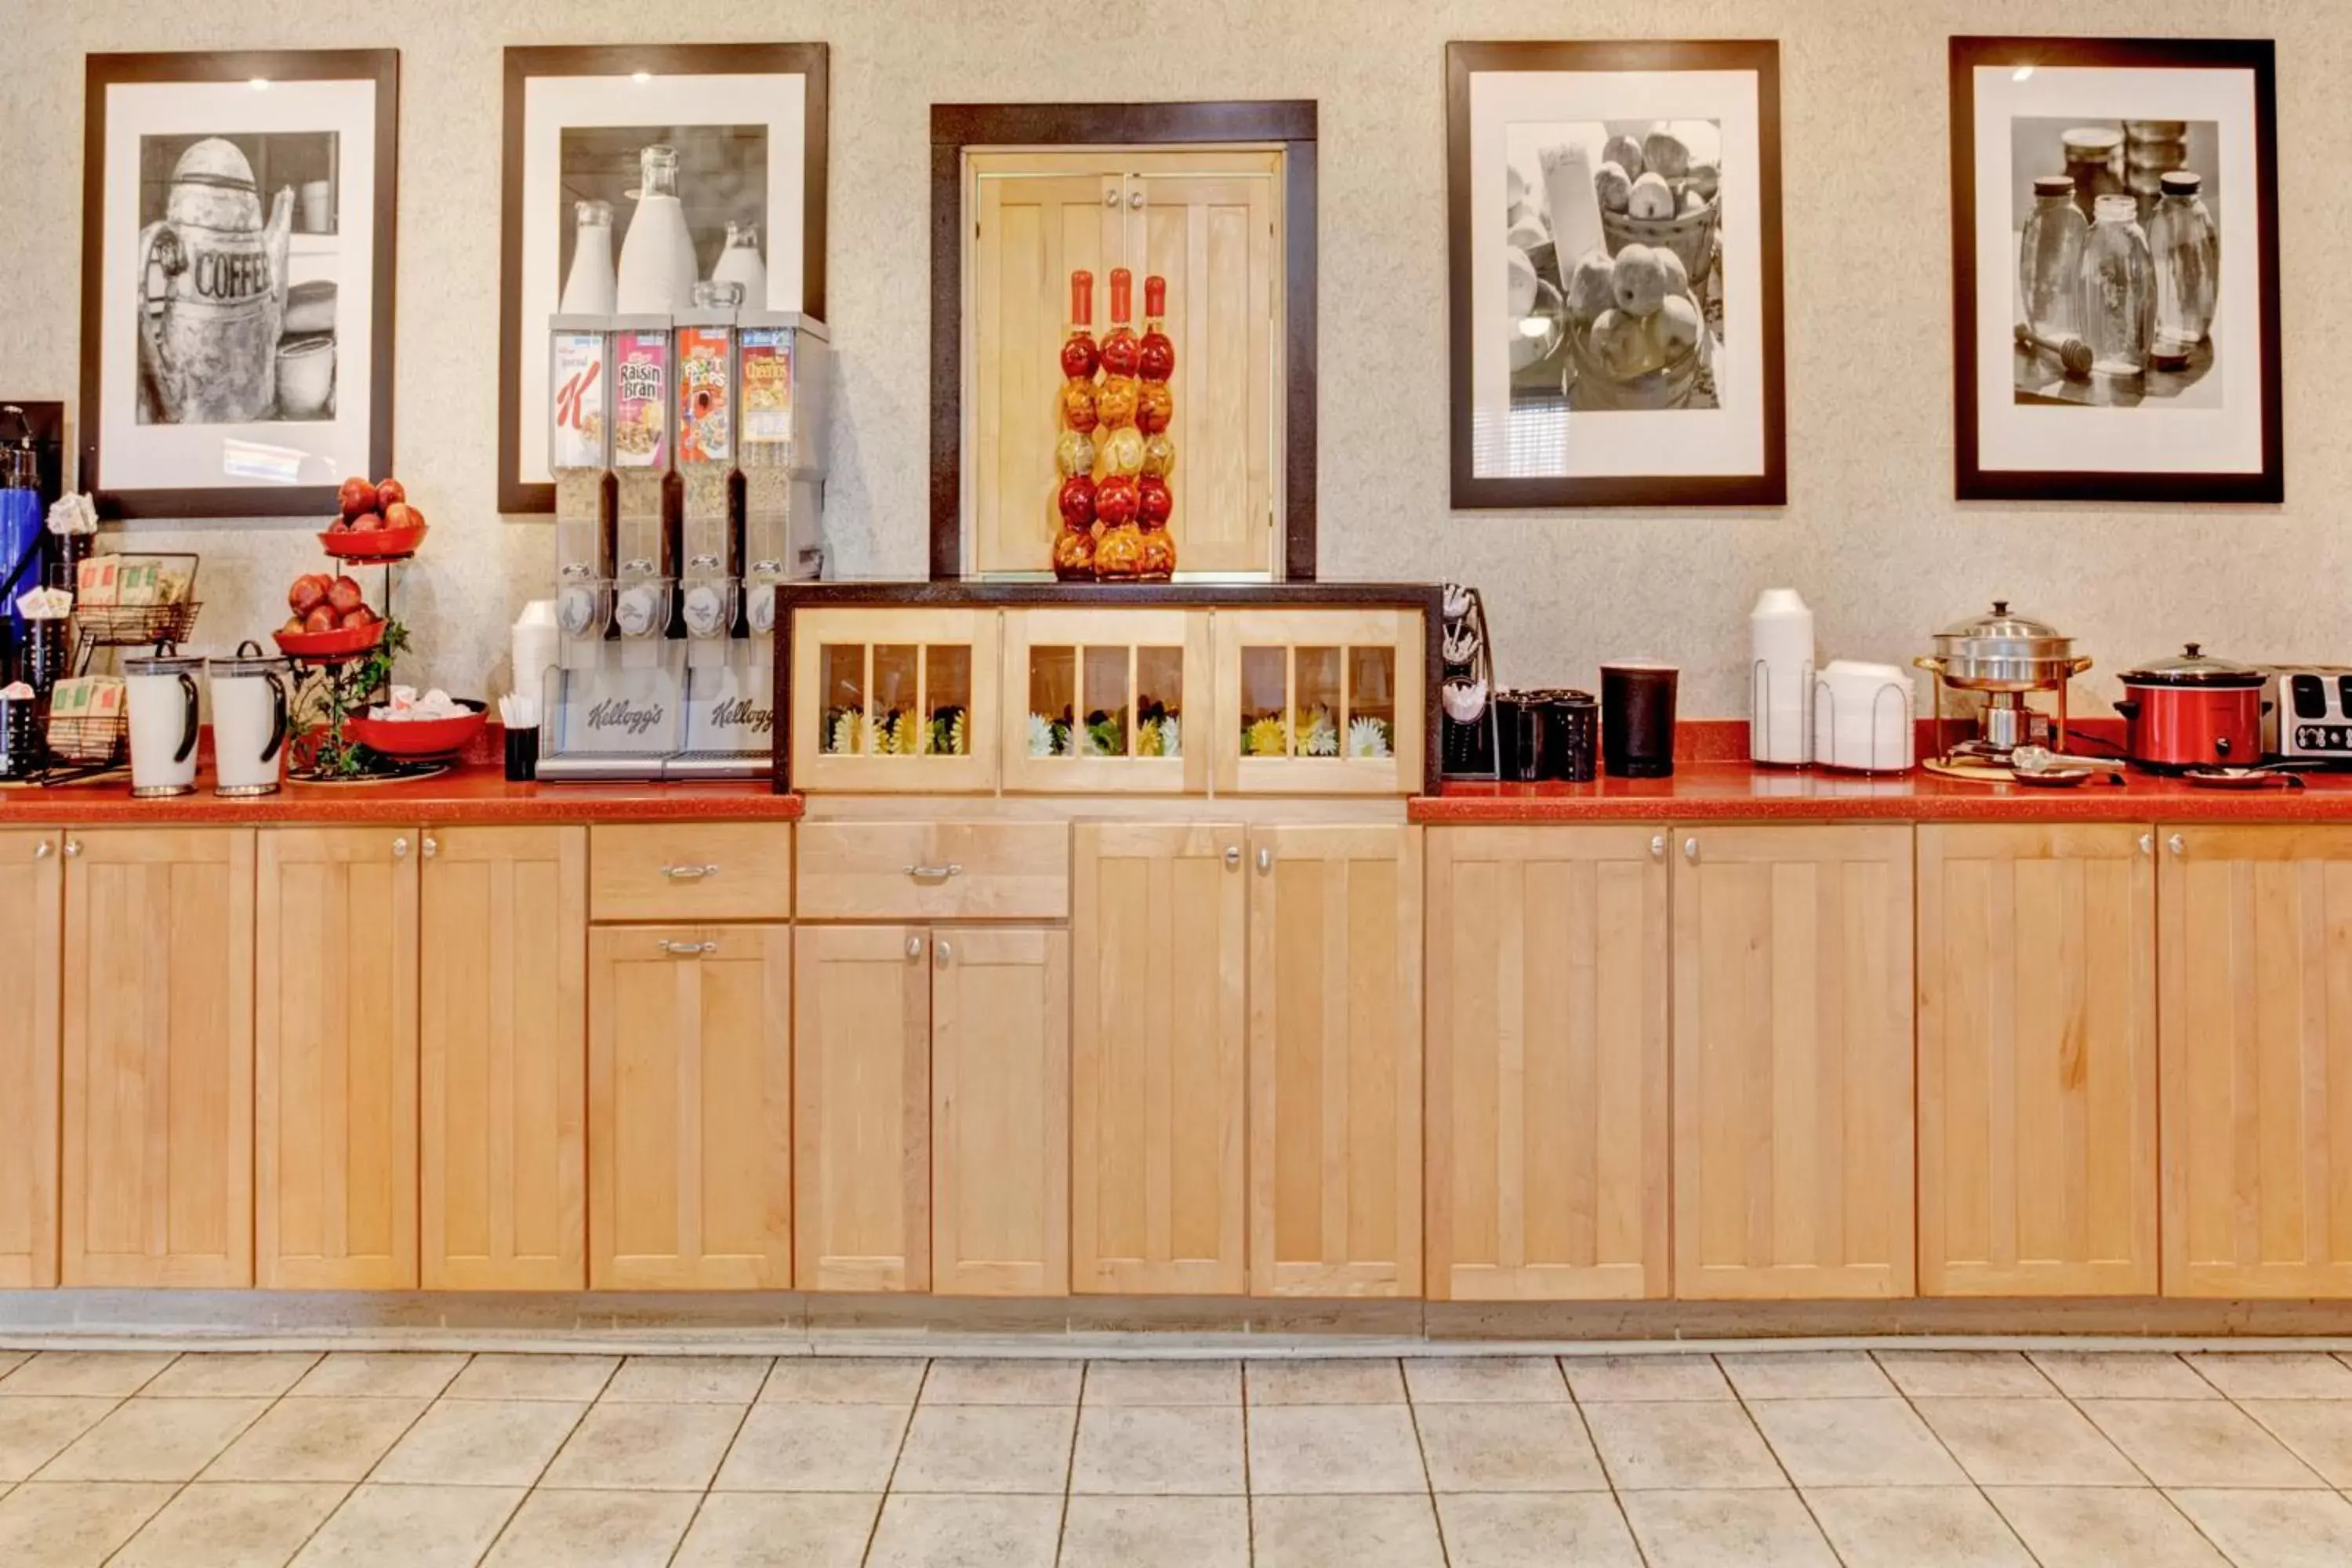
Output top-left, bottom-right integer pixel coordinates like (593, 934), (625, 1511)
(1445, 39), (1786, 510)
(1950, 36), (2282, 503)
(80, 49), (400, 520)
(496, 42), (829, 514)
(928, 101), (1319, 580)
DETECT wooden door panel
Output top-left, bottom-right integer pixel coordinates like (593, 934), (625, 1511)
(1918, 825), (2156, 1297)
(2162, 826), (2352, 1296)
(1672, 826), (1915, 1301)
(0, 831), (62, 1288)
(256, 827), (419, 1289)
(61, 829), (256, 1287)
(1427, 827), (1668, 1301)
(1248, 824), (1422, 1298)
(420, 826), (587, 1290)
(1072, 823), (1249, 1295)
(933, 927), (1069, 1297)
(795, 924), (930, 1292)
(590, 924), (792, 1290)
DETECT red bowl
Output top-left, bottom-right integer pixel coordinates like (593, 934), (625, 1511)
(343, 699), (487, 758)
(274, 619), (386, 662)
(321, 521), (429, 560)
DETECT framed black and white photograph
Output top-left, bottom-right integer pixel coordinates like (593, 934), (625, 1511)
(80, 49), (398, 518)
(498, 44), (829, 513)
(1951, 36), (2281, 502)
(1446, 39), (1784, 508)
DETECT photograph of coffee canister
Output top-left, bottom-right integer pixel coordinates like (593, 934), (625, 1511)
(1601, 659), (1679, 777)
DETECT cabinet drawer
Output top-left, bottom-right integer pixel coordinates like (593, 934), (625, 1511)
(797, 822), (1069, 920)
(589, 824), (795, 922)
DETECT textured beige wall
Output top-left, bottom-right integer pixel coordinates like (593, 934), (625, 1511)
(5, 0), (2338, 717)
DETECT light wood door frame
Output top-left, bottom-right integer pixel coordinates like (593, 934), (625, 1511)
(2161, 825), (2352, 1297)
(1425, 826), (1670, 1301)
(1671, 824), (1915, 1301)
(1247, 822), (1423, 1298)
(256, 826), (420, 1290)
(590, 923), (793, 1290)
(1917, 824), (2157, 1298)
(794, 923), (931, 1291)
(0, 830), (62, 1289)
(1071, 822), (1249, 1294)
(420, 825), (589, 1290)
(60, 827), (256, 1288)
(931, 926), (1071, 1296)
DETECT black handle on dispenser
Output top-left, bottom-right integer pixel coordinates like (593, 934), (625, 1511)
(174, 672), (199, 764)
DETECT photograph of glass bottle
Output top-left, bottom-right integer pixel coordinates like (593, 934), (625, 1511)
(2009, 116), (2220, 408)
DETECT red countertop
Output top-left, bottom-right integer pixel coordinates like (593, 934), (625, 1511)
(1412, 763), (2352, 824)
(0, 763), (800, 826)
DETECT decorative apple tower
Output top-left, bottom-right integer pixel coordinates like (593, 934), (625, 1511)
(1134, 274), (1176, 580)
(1051, 270), (1100, 580)
(1090, 268), (1147, 580)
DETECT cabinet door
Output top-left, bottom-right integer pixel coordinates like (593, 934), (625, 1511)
(256, 827), (419, 1289)
(1214, 609), (1426, 796)
(1672, 826), (1915, 1301)
(933, 927), (1070, 1296)
(795, 924), (930, 1292)
(420, 826), (588, 1290)
(1427, 827), (1669, 1302)
(61, 829), (256, 1287)
(1247, 824), (1423, 1298)
(1072, 823), (1248, 1295)
(788, 608), (1001, 793)
(1918, 825), (2156, 1297)
(2161, 826), (2352, 1296)
(0, 830), (61, 1288)
(590, 924), (792, 1290)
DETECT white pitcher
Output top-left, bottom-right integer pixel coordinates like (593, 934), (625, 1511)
(123, 641), (204, 797)
(209, 639), (290, 796)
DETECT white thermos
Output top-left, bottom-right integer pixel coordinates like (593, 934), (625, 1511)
(209, 640), (291, 797)
(123, 641), (205, 798)
(512, 599), (559, 705)
(1749, 588), (1814, 765)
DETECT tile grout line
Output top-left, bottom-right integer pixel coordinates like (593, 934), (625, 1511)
(466, 1353), (615, 1568)
(1240, 1355), (1255, 1568)
(1552, 1356), (1657, 1568)
(1402, 1358), (1454, 1568)
(1718, 1352), (1854, 1568)
(1864, 1348), (2049, 1568)
(2056, 1351), (2241, 1564)
(1053, 1359), (1087, 1566)
(660, 1353), (776, 1568)
(93, 1352), (298, 1567)
(855, 1356), (928, 1568)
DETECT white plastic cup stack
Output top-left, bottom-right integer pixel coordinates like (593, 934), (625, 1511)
(1749, 587), (1814, 765)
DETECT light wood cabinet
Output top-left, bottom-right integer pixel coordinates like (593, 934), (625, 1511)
(1672, 826), (1915, 1301)
(1917, 825), (2157, 1297)
(2161, 826), (2352, 1297)
(419, 826), (588, 1290)
(1071, 824), (1249, 1295)
(1247, 823), (1423, 1298)
(1426, 827), (1669, 1302)
(255, 827), (419, 1290)
(60, 828), (256, 1287)
(788, 608), (1002, 794)
(795, 924), (931, 1292)
(1214, 609), (1425, 796)
(0, 830), (61, 1289)
(590, 924), (792, 1290)
(932, 927), (1070, 1296)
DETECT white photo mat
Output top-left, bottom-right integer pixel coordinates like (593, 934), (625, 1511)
(1466, 67), (1765, 481)
(1970, 64), (2263, 477)
(513, 71), (808, 489)
(96, 75), (379, 492)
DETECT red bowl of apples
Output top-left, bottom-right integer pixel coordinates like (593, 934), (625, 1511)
(321, 476), (429, 561)
(277, 572), (385, 661)
(344, 699), (487, 759)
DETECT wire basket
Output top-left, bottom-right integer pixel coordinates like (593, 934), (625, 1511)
(71, 600), (203, 648)
(44, 711), (126, 768)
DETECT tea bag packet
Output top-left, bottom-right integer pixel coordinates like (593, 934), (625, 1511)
(74, 556), (119, 606)
(114, 558), (164, 606)
(15, 586), (71, 620)
(45, 492), (98, 537)
(0, 681), (32, 702)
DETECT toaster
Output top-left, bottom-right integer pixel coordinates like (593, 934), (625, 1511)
(2264, 666), (2352, 765)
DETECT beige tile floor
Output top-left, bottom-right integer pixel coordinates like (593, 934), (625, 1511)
(3, 1346), (2352, 1563)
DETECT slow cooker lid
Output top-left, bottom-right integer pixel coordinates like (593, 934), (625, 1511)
(2120, 642), (2265, 688)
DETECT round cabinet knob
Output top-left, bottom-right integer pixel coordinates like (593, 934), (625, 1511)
(1650, 835), (1667, 862)
(33, 840), (52, 860)
(906, 935), (925, 960)
(422, 835), (439, 859)
(1257, 847), (1274, 873)
(1225, 846), (1242, 869)
(64, 839), (81, 858)
(392, 837), (410, 858)
(2140, 832), (2154, 856)
(935, 939), (953, 967)
(2168, 833), (2187, 857)
(1682, 837), (1700, 863)
(1102, 187), (1121, 209)
(1129, 188), (1146, 209)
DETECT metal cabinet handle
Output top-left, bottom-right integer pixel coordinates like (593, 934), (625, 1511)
(392, 836), (410, 858)
(1682, 837), (1700, 863)
(906, 935), (925, 960)
(1102, 187), (1121, 209)
(1257, 847), (1273, 873)
(1650, 834), (1666, 862)
(2140, 832), (2154, 856)
(33, 840), (52, 860)
(62, 839), (80, 858)
(1129, 187), (1145, 209)
(658, 939), (717, 956)
(935, 939), (953, 967)
(904, 862), (962, 882)
(662, 862), (717, 880)
(2168, 833), (2186, 858)
(1225, 845), (1242, 869)
(422, 835), (438, 859)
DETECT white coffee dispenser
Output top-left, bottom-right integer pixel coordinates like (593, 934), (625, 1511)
(123, 641), (204, 797)
(209, 639), (290, 796)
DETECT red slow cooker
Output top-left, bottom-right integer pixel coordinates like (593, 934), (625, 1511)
(2114, 644), (2269, 771)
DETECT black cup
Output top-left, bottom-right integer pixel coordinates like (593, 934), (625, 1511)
(504, 725), (539, 782)
(1538, 689), (1599, 782)
(0, 697), (36, 781)
(1601, 662), (1679, 778)
(1492, 692), (1537, 781)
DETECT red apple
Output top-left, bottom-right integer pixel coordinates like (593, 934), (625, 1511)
(337, 476), (375, 519)
(327, 575), (364, 614)
(339, 604), (376, 630)
(326, 514), (351, 533)
(303, 604), (339, 634)
(347, 510), (381, 532)
(281, 615), (307, 637)
(289, 573), (329, 614)
(376, 477), (405, 511)
(382, 501), (421, 532)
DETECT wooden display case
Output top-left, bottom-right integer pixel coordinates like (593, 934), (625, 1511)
(774, 584), (1439, 797)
